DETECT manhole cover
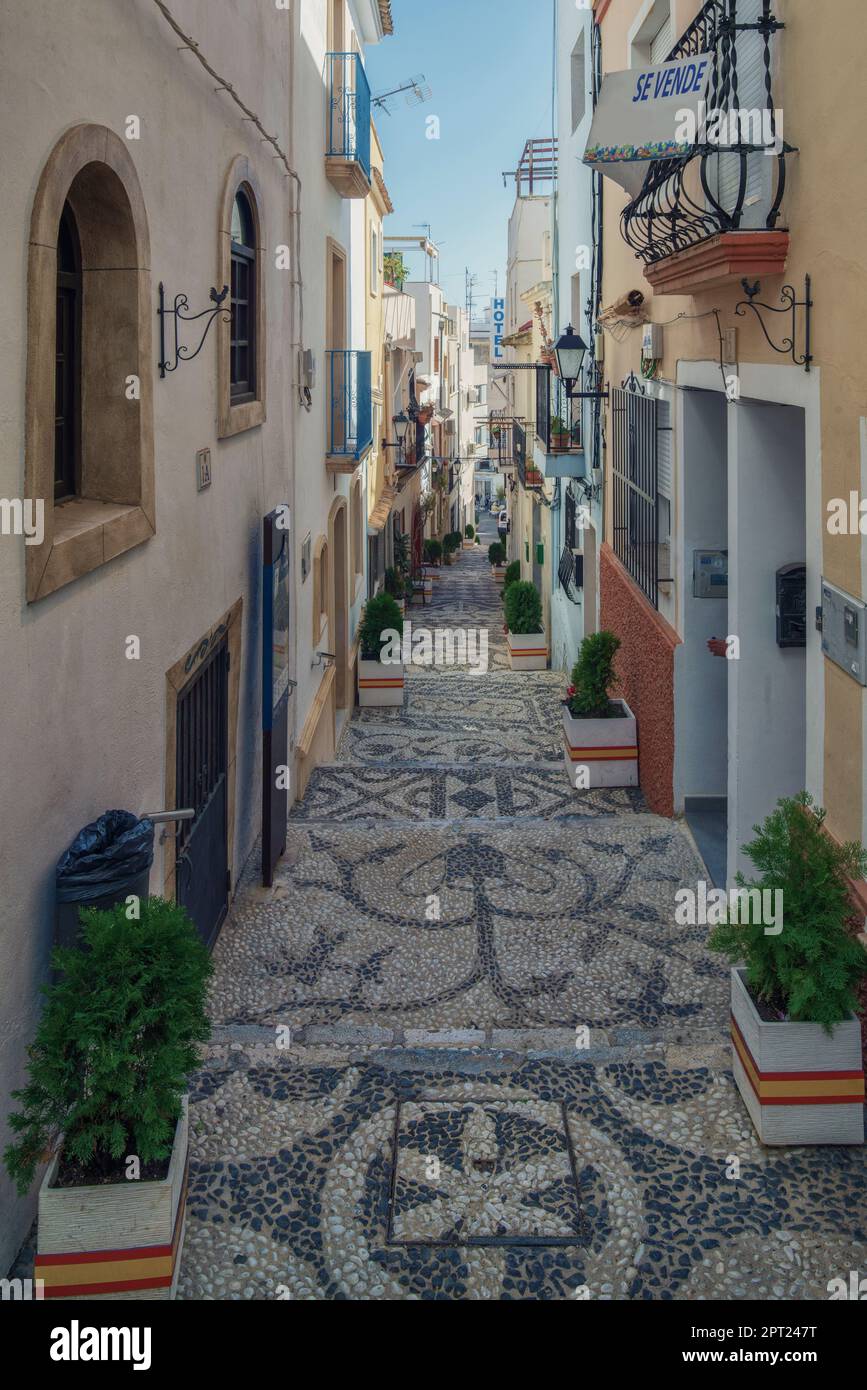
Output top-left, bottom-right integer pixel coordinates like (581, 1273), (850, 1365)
(388, 1098), (590, 1247)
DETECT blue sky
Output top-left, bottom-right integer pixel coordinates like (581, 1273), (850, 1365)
(366, 0), (555, 316)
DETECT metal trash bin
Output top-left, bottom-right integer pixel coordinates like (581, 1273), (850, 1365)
(55, 810), (155, 952)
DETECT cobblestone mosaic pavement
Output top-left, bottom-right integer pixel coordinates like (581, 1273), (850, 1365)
(182, 534), (867, 1300)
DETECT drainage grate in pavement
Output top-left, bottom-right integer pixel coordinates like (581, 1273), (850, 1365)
(388, 1098), (591, 1247)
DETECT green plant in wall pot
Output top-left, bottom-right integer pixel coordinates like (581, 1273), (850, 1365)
(709, 792), (867, 1031)
(566, 630), (621, 719)
(359, 592), (403, 661)
(4, 898), (211, 1195)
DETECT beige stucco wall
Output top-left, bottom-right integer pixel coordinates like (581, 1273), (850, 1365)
(0, 0), (296, 1269)
(596, 0), (867, 843)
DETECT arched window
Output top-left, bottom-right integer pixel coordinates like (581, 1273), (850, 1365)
(218, 158), (265, 438)
(230, 187), (256, 402)
(26, 124), (154, 603)
(55, 202), (81, 502)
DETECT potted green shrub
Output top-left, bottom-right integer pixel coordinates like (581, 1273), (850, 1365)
(502, 560), (521, 594)
(562, 631), (637, 788)
(487, 540), (507, 583)
(442, 533), (460, 565)
(358, 591), (405, 706)
(463, 524), (475, 550)
(4, 898), (211, 1300)
(709, 793), (867, 1146)
(384, 566), (406, 615)
(422, 538), (442, 585)
(504, 579), (547, 670)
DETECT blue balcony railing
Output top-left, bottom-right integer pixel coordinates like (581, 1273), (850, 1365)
(326, 350), (372, 460)
(326, 53), (371, 179)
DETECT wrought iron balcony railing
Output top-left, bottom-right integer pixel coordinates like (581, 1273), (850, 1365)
(621, 0), (789, 267)
(535, 366), (583, 455)
(326, 52), (371, 178)
(326, 350), (372, 461)
(489, 417), (528, 473)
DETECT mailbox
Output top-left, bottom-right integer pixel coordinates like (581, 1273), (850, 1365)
(776, 564), (807, 648)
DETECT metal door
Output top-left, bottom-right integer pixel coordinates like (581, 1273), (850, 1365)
(176, 640), (229, 950)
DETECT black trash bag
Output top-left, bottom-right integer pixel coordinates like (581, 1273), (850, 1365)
(56, 810), (155, 904)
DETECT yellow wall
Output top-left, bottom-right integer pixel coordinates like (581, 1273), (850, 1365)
(597, 0), (867, 842)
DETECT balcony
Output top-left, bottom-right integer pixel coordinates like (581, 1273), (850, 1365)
(534, 367), (586, 479)
(326, 350), (372, 473)
(325, 53), (371, 199)
(620, 0), (791, 295)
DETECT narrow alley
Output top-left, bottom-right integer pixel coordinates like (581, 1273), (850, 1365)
(180, 540), (867, 1301)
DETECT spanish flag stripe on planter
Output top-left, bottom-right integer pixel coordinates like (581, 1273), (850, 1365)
(731, 1014), (865, 1107)
(566, 746), (638, 761)
(35, 1164), (187, 1297)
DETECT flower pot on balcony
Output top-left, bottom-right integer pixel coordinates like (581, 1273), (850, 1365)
(561, 700), (638, 789)
(35, 1099), (189, 1300)
(729, 967), (864, 1146)
(358, 656), (405, 708)
(507, 629), (548, 671)
(552, 433), (569, 452)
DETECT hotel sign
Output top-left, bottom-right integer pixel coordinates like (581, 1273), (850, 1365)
(492, 298), (505, 362)
(583, 54), (712, 197)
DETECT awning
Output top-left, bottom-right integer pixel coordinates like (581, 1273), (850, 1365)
(368, 485), (396, 535)
(583, 53), (712, 198)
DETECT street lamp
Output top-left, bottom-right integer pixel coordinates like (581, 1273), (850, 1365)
(553, 324), (608, 400)
(384, 410), (412, 464)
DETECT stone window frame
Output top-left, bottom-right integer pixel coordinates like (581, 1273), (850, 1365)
(218, 156), (266, 439)
(25, 123), (155, 603)
(312, 535), (329, 644)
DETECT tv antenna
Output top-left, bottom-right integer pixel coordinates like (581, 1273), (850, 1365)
(372, 74), (432, 115)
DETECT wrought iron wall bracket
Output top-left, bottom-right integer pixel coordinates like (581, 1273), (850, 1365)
(735, 275), (813, 372)
(158, 282), (231, 378)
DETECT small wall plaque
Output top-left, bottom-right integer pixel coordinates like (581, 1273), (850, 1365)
(197, 448), (212, 492)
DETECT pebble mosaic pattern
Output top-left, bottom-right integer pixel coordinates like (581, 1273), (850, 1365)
(180, 534), (867, 1301)
(179, 1047), (867, 1301)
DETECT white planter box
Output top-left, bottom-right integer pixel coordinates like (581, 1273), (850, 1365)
(491, 565), (507, 583)
(508, 630), (548, 671)
(561, 700), (638, 788)
(358, 656), (405, 707)
(422, 564), (441, 584)
(730, 967), (864, 1146)
(463, 540), (475, 550)
(35, 1098), (189, 1300)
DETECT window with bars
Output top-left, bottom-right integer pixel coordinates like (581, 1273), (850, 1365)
(611, 382), (662, 609)
(230, 188), (256, 402)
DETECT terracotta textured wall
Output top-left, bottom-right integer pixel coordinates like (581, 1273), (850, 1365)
(600, 545), (679, 817)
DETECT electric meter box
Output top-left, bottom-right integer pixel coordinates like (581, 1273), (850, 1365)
(641, 322), (663, 360)
(821, 578), (867, 686)
(693, 549), (728, 599)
